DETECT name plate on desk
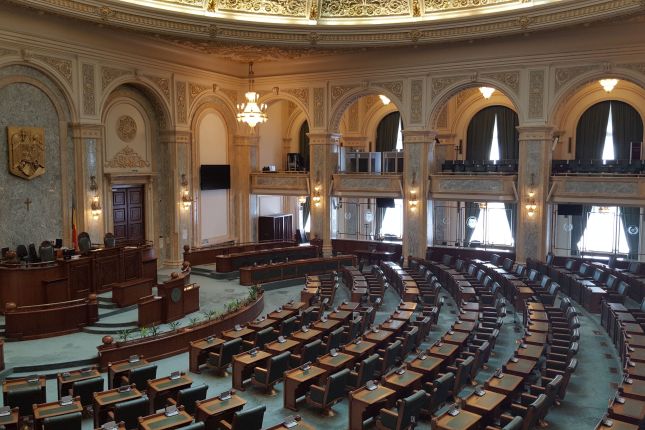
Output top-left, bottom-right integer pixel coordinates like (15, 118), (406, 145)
(164, 405), (179, 417)
(218, 390), (232, 401)
(59, 396), (73, 406)
(0, 406), (10, 417)
(366, 380), (377, 391)
(283, 416), (298, 428)
(101, 422), (118, 430)
(170, 371), (181, 380)
(129, 355), (140, 363)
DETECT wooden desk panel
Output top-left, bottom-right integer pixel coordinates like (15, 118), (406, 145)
(107, 358), (149, 389)
(147, 374), (192, 413)
(349, 385), (395, 430)
(284, 366), (326, 411)
(485, 373), (523, 396)
(57, 368), (101, 398)
(189, 337), (224, 373)
(463, 390), (506, 423)
(93, 386), (142, 428)
(434, 409), (482, 430)
(219, 245), (318, 274)
(382, 369), (423, 394)
(0, 407), (18, 430)
(33, 399), (82, 430)
(343, 340), (377, 358)
(137, 409), (192, 430)
(316, 352), (353, 374)
(195, 394), (246, 429)
(2, 376), (46, 405)
(232, 350), (272, 391)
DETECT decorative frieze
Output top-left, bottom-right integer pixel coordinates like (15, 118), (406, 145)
(188, 82), (210, 105)
(217, 0), (307, 16)
(82, 63), (96, 116)
(32, 54), (73, 85)
(528, 70), (545, 119)
(321, 0), (409, 17)
(176, 81), (187, 124)
(410, 79), (423, 124)
(374, 80), (403, 101)
(431, 75), (468, 98)
(284, 87), (309, 108)
(331, 84), (356, 106)
(481, 71), (520, 96)
(313, 87), (325, 128)
(101, 66), (130, 91)
(554, 65), (596, 93)
(146, 75), (171, 101)
(106, 145), (150, 169)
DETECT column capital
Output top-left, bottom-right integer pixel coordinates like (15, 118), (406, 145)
(159, 129), (192, 144)
(233, 134), (260, 147)
(308, 132), (342, 146)
(402, 129), (437, 144)
(517, 125), (554, 141)
(70, 123), (103, 139)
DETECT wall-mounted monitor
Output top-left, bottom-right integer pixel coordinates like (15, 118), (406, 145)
(200, 165), (231, 190)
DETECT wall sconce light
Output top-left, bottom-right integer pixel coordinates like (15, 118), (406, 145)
(479, 87), (495, 99)
(479, 202), (487, 209)
(599, 78), (619, 93)
(298, 196), (307, 205)
(312, 184), (322, 207)
(409, 189), (418, 211)
(525, 173), (537, 217)
(89, 175), (102, 219)
(180, 174), (193, 210)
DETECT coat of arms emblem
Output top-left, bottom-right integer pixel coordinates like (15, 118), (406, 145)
(7, 126), (45, 180)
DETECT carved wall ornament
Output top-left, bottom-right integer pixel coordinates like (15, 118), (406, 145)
(620, 62), (645, 76)
(97, 6), (116, 20)
(217, 0), (307, 16)
(410, 79), (423, 124)
(116, 115), (137, 142)
(189, 82), (210, 105)
(528, 69), (545, 119)
(7, 126), (45, 180)
(517, 15), (533, 29)
(331, 85), (357, 107)
(146, 75), (171, 101)
(409, 29), (422, 43)
(82, 63), (96, 116)
(412, 0), (421, 17)
(481, 71), (520, 96)
(284, 88), (310, 108)
(321, 0), (409, 17)
(554, 65), (597, 93)
(308, 32), (320, 45)
(220, 88), (237, 105)
(310, 3), (319, 20)
(106, 145), (150, 169)
(425, 0), (514, 11)
(101, 66), (130, 91)
(431, 75), (469, 98)
(32, 55), (73, 85)
(374, 81), (403, 101)
(176, 81), (187, 124)
(313, 87), (325, 128)
(206, 0), (217, 12)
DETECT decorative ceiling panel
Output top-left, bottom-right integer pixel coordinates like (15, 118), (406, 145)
(424, 0), (516, 12)
(217, 0), (307, 17)
(320, 0), (410, 18)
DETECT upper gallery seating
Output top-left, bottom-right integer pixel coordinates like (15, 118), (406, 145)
(441, 159), (518, 174)
(551, 159), (644, 175)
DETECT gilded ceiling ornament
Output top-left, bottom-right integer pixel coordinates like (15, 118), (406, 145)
(217, 0), (306, 16)
(425, 0), (513, 11)
(517, 15), (533, 29)
(97, 6), (116, 20)
(116, 116), (137, 142)
(409, 29), (422, 43)
(206, 0), (217, 12)
(321, 0), (410, 17)
(7, 127), (46, 180)
(106, 146), (150, 169)
(310, 3), (319, 20)
(412, 0), (421, 17)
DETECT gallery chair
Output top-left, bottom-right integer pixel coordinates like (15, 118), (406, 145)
(422, 372), (454, 416)
(252, 327), (276, 350)
(290, 339), (322, 368)
(42, 411), (82, 430)
(111, 397), (149, 430)
(376, 389), (428, 430)
(347, 353), (379, 389)
(279, 316), (298, 337)
(78, 232), (92, 254)
(219, 404), (266, 430)
(6, 385), (44, 416)
(445, 355), (474, 396)
(378, 340), (402, 376)
(325, 327), (345, 352)
(71, 376), (104, 411)
(169, 384), (208, 416)
(252, 351), (290, 393)
(120, 364), (157, 391)
(38, 241), (55, 262)
(104, 232), (116, 248)
(208, 338), (242, 375)
(306, 368), (350, 414)
(499, 393), (546, 430)
(485, 416), (523, 430)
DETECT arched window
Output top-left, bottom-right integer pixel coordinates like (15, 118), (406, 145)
(465, 105), (518, 247)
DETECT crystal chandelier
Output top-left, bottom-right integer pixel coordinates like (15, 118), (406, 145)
(236, 62), (268, 128)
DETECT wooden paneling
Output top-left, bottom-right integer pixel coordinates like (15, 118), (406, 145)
(112, 185), (145, 244)
(68, 259), (93, 299)
(215, 245), (318, 273)
(183, 240), (296, 267)
(239, 255), (357, 286)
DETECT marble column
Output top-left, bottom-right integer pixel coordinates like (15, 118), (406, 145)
(233, 133), (259, 243)
(516, 126), (553, 263)
(402, 130), (437, 262)
(71, 123), (103, 245)
(160, 130), (192, 266)
(308, 133), (341, 257)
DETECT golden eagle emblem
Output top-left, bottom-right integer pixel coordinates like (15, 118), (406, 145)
(7, 126), (45, 180)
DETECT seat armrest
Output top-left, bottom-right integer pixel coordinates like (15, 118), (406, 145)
(219, 419), (233, 430)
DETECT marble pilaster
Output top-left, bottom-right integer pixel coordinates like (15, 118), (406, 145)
(308, 132), (341, 257)
(233, 133), (259, 242)
(516, 126), (553, 263)
(402, 130), (436, 262)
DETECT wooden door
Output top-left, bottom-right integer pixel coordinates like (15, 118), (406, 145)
(112, 185), (145, 244)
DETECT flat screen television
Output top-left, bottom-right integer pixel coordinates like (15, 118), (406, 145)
(200, 165), (230, 190)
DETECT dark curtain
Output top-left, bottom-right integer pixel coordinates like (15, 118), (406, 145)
(620, 207), (641, 259)
(299, 121), (310, 170)
(466, 106), (498, 160)
(611, 101), (644, 160)
(464, 202), (481, 244)
(570, 205), (592, 255)
(504, 203), (517, 241)
(375, 112), (401, 152)
(496, 107), (520, 160)
(575, 101), (611, 160)
(375, 198), (395, 236)
(302, 197), (310, 229)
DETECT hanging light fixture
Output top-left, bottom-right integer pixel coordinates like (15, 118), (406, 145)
(379, 94), (391, 105)
(479, 87), (495, 99)
(236, 62), (268, 128)
(599, 79), (619, 93)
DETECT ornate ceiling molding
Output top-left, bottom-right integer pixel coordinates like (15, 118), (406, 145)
(9, 0), (644, 50)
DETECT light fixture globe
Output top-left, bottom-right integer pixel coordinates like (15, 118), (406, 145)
(236, 62), (268, 128)
(599, 78), (619, 93)
(479, 87), (495, 99)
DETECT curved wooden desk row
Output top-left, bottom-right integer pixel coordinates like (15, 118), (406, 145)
(310, 238), (402, 263)
(215, 245), (318, 273)
(239, 255), (357, 286)
(0, 244), (156, 311)
(97, 292), (264, 370)
(4, 295), (99, 340)
(182, 240), (297, 267)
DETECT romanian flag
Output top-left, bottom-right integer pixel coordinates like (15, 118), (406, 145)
(72, 197), (78, 250)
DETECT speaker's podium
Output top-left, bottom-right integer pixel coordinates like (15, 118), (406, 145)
(141, 272), (200, 325)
